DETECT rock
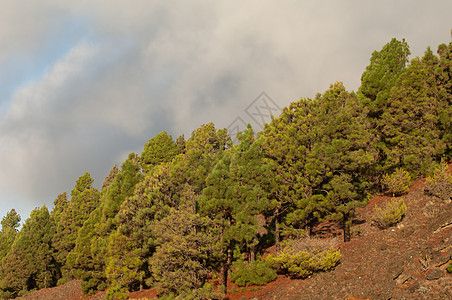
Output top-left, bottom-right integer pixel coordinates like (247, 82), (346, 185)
(426, 268), (444, 280)
(395, 273), (411, 285)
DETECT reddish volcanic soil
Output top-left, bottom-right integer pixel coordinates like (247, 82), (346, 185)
(18, 176), (452, 300)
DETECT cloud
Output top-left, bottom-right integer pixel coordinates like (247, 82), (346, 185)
(1, 0), (452, 221)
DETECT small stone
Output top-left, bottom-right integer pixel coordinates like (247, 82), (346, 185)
(417, 286), (430, 293)
(426, 268), (444, 280)
(395, 273), (411, 284)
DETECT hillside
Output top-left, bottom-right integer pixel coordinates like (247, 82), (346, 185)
(17, 172), (452, 300)
(255, 176), (452, 300)
(1, 37), (450, 300)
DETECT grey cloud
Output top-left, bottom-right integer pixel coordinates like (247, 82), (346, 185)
(1, 0), (452, 220)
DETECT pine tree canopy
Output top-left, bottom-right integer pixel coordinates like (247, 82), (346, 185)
(1, 34), (451, 299)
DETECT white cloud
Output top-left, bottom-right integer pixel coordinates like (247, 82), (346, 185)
(1, 0), (452, 221)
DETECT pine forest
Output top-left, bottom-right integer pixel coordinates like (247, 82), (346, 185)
(1, 37), (451, 300)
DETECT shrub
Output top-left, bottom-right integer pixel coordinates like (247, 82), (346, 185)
(447, 259), (452, 273)
(106, 285), (129, 300)
(230, 259), (277, 287)
(371, 198), (407, 229)
(425, 159), (452, 201)
(158, 283), (223, 300)
(382, 168), (412, 196)
(266, 237), (341, 278)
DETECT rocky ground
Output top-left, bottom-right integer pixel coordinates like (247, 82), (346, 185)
(17, 176), (452, 300)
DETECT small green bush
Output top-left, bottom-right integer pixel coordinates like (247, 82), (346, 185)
(382, 168), (412, 196)
(372, 198), (407, 229)
(159, 283), (223, 300)
(56, 277), (69, 287)
(0, 290), (12, 300)
(266, 238), (341, 278)
(106, 284), (129, 300)
(425, 159), (452, 201)
(231, 259), (277, 287)
(447, 258), (452, 273)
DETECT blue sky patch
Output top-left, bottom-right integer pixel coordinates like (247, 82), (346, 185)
(0, 13), (96, 108)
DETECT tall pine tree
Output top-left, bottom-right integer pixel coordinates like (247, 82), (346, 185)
(0, 206), (56, 295)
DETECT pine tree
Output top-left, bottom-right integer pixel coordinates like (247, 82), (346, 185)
(0, 206), (56, 294)
(176, 134), (186, 154)
(170, 123), (232, 196)
(102, 165), (119, 192)
(1, 209), (21, 233)
(380, 48), (446, 175)
(105, 230), (143, 300)
(107, 124), (231, 294)
(199, 125), (272, 293)
(358, 38), (412, 177)
(140, 131), (180, 173)
(51, 173), (100, 284)
(49, 193), (69, 283)
(109, 163), (171, 294)
(306, 82), (377, 242)
(436, 40), (452, 159)
(359, 38), (411, 118)
(52, 174), (100, 284)
(0, 209), (21, 266)
(68, 154), (142, 295)
(66, 207), (104, 294)
(148, 199), (222, 298)
(262, 97), (320, 250)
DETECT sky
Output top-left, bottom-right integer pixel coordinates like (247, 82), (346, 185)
(1, 0), (451, 224)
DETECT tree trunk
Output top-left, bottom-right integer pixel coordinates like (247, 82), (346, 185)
(220, 241), (232, 295)
(343, 212), (351, 242)
(275, 208), (281, 255)
(250, 245), (256, 262)
(221, 217), (232, 295)
(227, 242), (232, 277)
(221, 260), (228, 295)
(305, 218), (312, 238)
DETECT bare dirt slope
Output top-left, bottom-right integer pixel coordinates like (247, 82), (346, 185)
(253, 178), (452, 300)
(17, 177), (452, 300)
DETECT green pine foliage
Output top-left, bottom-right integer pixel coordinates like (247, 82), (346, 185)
(0, 210), (21, 273)
(381, 168), (412, 196)
(101, 165), (119, 192)
(262, 98), (317, 252)
(305, 82), (376, 242)
(68, 154), (142, 295)
(230, 259), (277, 287)
(379, 49), (447, 175)
(140, 131), (180, 173)
(425, 159), (452, 200)
(2, 34), (452, 298)
(105, 231), (143, 300)
(371, 198), (407, 229)
(436, 41), (452, 159)
(0, 206), (56, 296)
(0, 210), (21, 234)
(199, 125), (273, 293)
(66, 207), (104, 295)
(360, 38), (411, 113)
(266, 238), (341, 278)
(149, 201), (222, 298)
(51, 173), (100, 284)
